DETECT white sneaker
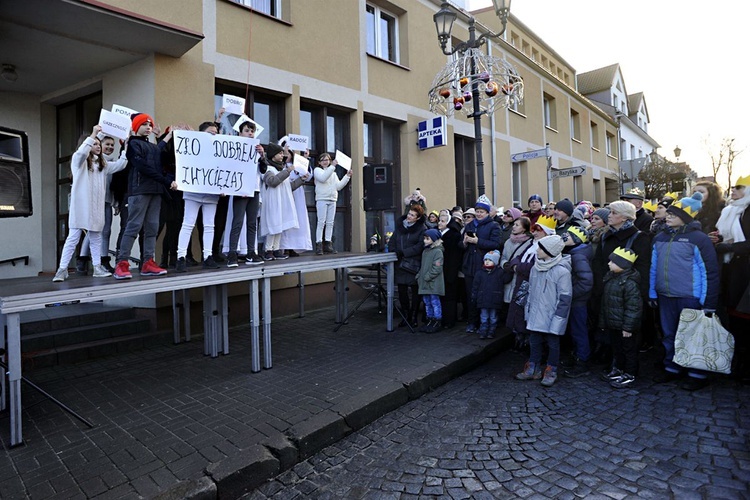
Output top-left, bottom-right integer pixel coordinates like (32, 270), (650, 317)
(52, 268), (68, 282)
(92, 264), (112, 277)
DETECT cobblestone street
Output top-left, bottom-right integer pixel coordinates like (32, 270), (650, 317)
(248, 350), (750, 499)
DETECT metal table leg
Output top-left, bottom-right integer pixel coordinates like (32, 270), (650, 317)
(183, 289), (191, 341)
(6, 313), (22, 446)
(221, 284), (229, 355)
(298, 271), (305, 318)
(0, 313), (6, 412)
(250, 279), (261, 373)
(172, 291), (182, 343)
(386, 262), (394, 332)
(262, 277), (272, 369)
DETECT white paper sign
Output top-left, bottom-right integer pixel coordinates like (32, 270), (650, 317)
(222, 94), (246, 116)
(98, 109), (131, 141)
(232, 114), (265, 137)
(286, 134), (309, 152)
(174, 130), (260, 196)
(111, 103), (139, 120)
(292, 154), (310, 176)
(334, 150), (352, 171)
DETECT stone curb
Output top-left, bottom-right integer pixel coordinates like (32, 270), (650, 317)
(161, 331), (511, 499)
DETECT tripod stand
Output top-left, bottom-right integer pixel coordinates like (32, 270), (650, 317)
(334, 264), (412, 333)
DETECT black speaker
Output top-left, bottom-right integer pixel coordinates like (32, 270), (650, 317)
(0, 127), (32, 218)
(363, 163), (394, 211)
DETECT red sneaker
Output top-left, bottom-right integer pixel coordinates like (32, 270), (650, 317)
(140, 258), (167, 276)
(113, 261), (132, 280)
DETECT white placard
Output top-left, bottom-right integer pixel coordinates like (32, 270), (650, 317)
(174, 130), (260, 196)
(293, 154), (310, 176)
(334, 150), (352, 171)
(98, 109), (131, 141)
(111, 103), (138, 120)
(232, 114), (265, 137)
(222, 94), (246, 116)
(286, 134), (309, 152)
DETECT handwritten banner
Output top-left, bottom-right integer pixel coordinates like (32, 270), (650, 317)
(98, 109), (131, 140)
(174, 130), (260, 196)
(292, 154), (310, 176)
(111, 103), (138, 120)
(286, 134), (309, 152)
(222, 94), (246, 116)
(335, 150), (352, 171)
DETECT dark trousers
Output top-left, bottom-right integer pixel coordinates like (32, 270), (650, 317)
(463, 275), (478, 327)
(158, 196), (183, 266)
(568, 304), (591, 362)
(397, 284), (420, 321)
(529, 330), (561, 367)
(228, 195), (260, 256)
(659, 295), (707, 378)
(115, 201), (143, 262)
(608, 328), (639, 375)
(440, 280), (458, 327)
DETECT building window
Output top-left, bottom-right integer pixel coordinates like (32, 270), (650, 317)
(510, 93), (526, 116)
(590, 121), (600, 150)
(543, 93), (556, 130)
(366, 4), (399, 63)
(606, 132), (615, 157)
(364, 116), (401, 249)
(512, 162), (522, 208)
(300, 104), (352, 251)
(234, 0), (281, 18)
(531, 48), (539, 62)
(570, 109), (581, 141)
(593, 178), (600, 204)
(214, 83), (286, 144)
(573, 175), (583, 202)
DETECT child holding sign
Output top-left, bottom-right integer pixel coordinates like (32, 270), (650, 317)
(227, 119), (265, 266)
(114, 114), (177, 280)
(53, 126), (128, 282)
(259, 143), (306, 260)
(313, 153), (352, 254)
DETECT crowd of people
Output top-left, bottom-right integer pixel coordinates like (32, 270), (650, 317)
(53, 110), (352, 282)
(389, 180), (750, 389)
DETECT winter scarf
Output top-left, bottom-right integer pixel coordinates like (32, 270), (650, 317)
(509, 232), (531, 244)
(716, 193), (750, 244)
(534, 253), (562, 272)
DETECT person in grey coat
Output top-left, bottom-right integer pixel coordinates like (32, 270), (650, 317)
(515, 235), (572, 387)
(417, 229), (445, 333)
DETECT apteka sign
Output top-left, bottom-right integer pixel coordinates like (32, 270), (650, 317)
(417, 116), (446, 150)
(174, 130), (260, 196)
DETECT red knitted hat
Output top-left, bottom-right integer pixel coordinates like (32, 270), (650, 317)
(131, 113), (154, 133)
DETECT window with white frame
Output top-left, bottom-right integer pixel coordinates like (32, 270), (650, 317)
(512, 162), (522, 208)
(590, 121), (600, 150)
(235, 0), (281, 18)
(366, 4), (399, 63)
(543, 93), (556, 129)
(606, 132), (615, 156)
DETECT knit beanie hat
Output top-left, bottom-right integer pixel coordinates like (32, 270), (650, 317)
(528, 194), (543, 205)
(555, 198), (575, 216)
(475, 194), (492, 213)
(425, 229), (441, 243)
(609, 247), (638, 270)
(537, 235), (565, 258)
(483, 250), (500, 266)
(592, 207), (610, 224)
(265, 143), (283, 160)
(506, 207), (523, 220)
(668, 192), (703, 224)
(131, 113), (153, 133)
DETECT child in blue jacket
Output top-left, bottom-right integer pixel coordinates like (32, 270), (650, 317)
(471, 250), (504, 339)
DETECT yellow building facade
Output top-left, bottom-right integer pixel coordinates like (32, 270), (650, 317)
(0, 0), (620, 284)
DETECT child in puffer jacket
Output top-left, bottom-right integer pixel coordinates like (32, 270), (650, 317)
(471, 250), (504, 339)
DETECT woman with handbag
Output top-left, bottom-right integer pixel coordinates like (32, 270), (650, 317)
(500, 216), (532, 325)
(713, 175), (750, 383)
(388, 204), (427, 328)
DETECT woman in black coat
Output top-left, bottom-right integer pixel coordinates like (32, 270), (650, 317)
(438, 213), (463, 328)
(388, 205), (427, 327)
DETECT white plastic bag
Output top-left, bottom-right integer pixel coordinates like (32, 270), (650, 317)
(674, 309), (735, 374)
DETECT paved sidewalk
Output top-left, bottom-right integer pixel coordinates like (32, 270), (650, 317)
(0, 302), (506, 499)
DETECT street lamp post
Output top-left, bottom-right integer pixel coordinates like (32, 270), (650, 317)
(433, 0), (511, 197)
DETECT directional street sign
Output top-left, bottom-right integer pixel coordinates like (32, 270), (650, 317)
(510, 148), (548, 162)
(549, 165), (587, 180)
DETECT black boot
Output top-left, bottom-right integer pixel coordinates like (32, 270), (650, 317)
(101, 256), (115, 274)
(76, 256), (90, 276)
(323, 241), (337, 254)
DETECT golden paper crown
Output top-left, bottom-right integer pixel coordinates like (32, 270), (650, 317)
(567, 226), (588, 243)
(612, 246), (638, 264)
(663, 191), (680, 201)
(736, 174), (750, 187)
(643, 200), (658, 213)
(671, 198), (700, 217)
(536, 214), (557, 231)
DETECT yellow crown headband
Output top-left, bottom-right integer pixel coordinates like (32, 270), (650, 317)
(612, 246), (638, 264)
(672, 199), (700, 217)
(736, 174), (750, 187)
(536, 214), (556, 230)
(663, 191), (680, 200)
(567, 226), (588, 243)
(643, 201), (658, 213)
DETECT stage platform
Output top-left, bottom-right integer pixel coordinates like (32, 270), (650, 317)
(0, 252), (397, 447)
